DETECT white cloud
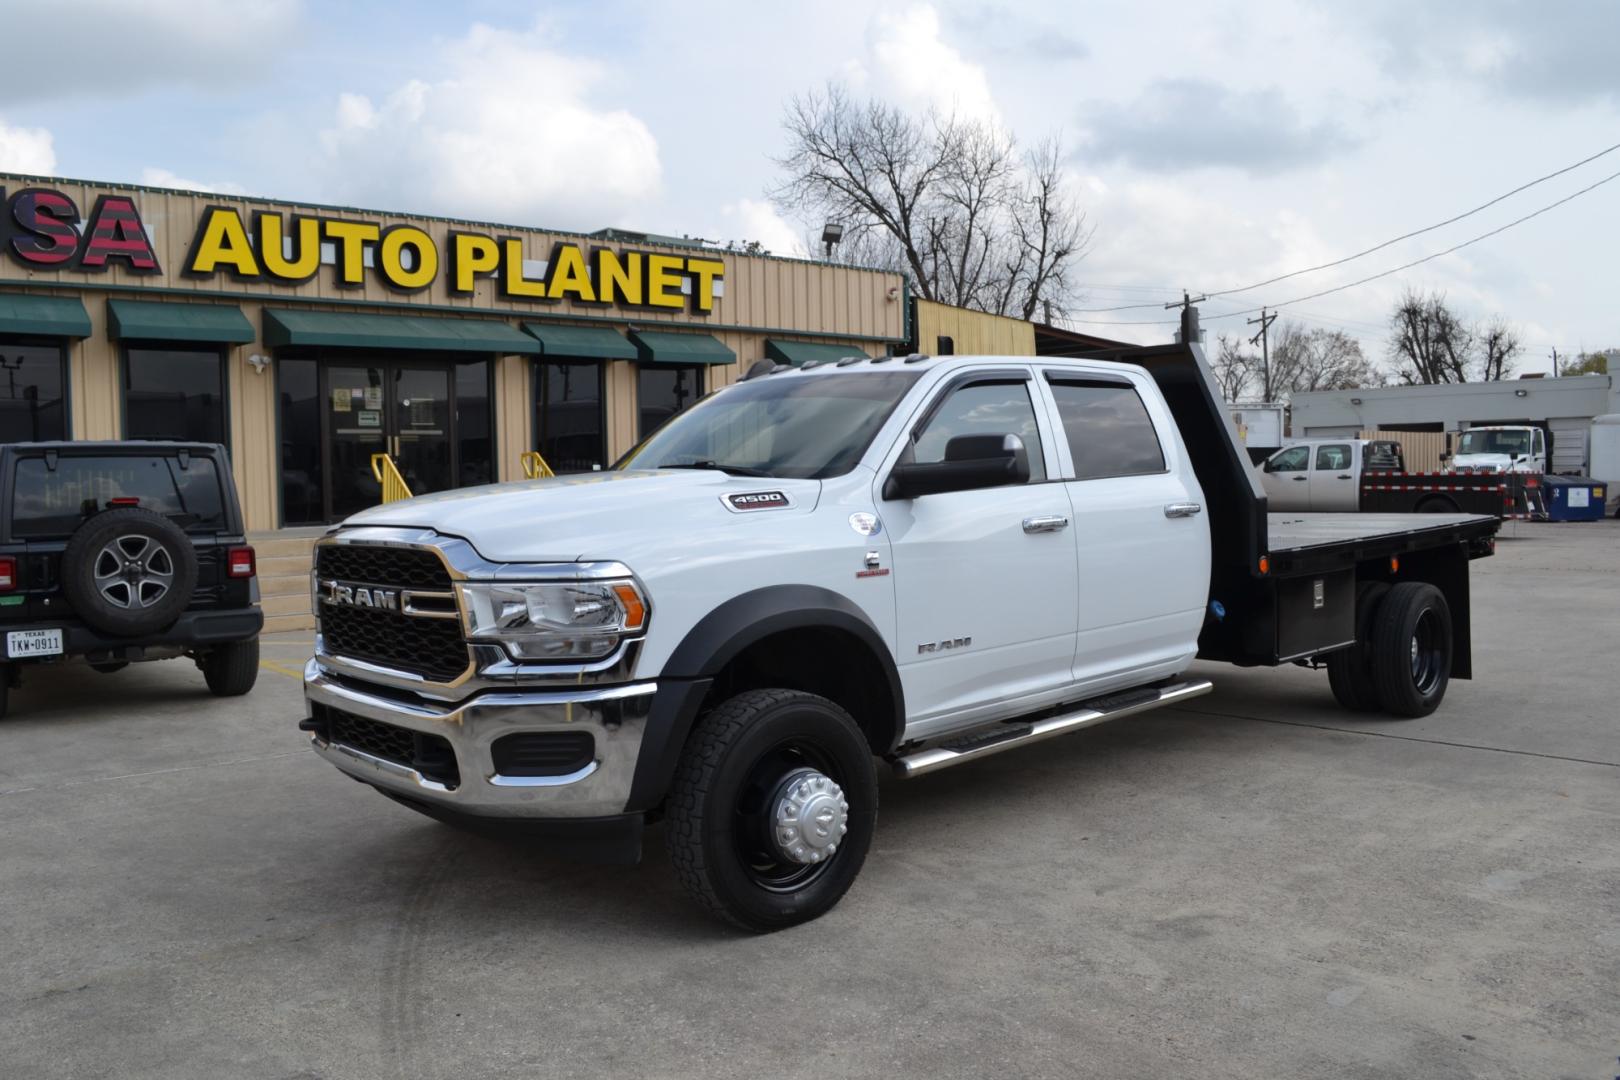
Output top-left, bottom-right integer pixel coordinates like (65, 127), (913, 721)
(139, 167), (247, 196)
(315, 22), (661, 228)
(722, 200), (808, 257)
(0, 117), (56, 174)
(855, 5), (1001, 124)
(0, 1), (301, 102)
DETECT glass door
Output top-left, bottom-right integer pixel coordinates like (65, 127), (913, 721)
(325, 364), (388, 521)
(389, 365), (453, 498)
(320, 361), (458, 522)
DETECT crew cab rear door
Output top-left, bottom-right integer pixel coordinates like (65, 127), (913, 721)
(877, 368), (1078, 736)
(1037, 368), (1210, 688)
(1307, 441), (1359, 510)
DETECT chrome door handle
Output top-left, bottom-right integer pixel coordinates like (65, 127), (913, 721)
(1164, 502), (1203, 518)
(1022, 515), (1070, 533)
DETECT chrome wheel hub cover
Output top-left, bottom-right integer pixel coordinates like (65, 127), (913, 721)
(771, 768), (849, 865)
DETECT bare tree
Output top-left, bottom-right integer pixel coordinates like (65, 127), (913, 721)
(1388, 289), (1473, 384)
(1477, 317), (1521, 381)
(772, 84), (1090, 318)
(1212, 333), (1257, 401)
(1269, 322), (1382, 397)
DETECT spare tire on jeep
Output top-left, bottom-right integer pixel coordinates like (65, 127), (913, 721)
(60, 508), (199, 637)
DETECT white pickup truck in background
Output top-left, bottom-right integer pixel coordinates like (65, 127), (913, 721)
(301, 344), (1498, 931)
(1259, 438), (1405, 511)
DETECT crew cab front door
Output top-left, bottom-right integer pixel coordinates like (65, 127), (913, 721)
(879, 371), (1078, 736)
(1260, 445), (1311, 510)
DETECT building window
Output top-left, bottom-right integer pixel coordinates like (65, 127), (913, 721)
(638, 364), (704, 440)
(535, 361), (606, 473)
(277, 357), (324, 526)
(124, 346), (226, 444)
(455, 359), (493, 487)
(0, 341), (68, 443)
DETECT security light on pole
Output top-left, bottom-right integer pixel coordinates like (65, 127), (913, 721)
(821, 222), (844, 258)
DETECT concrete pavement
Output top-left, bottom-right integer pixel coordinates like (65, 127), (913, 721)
(2, 522), (1616, 1079)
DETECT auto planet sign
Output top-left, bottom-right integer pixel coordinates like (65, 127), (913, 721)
(1, 185), (726, 314)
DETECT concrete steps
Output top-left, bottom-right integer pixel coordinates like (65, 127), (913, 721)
(249, 529), (321, 633)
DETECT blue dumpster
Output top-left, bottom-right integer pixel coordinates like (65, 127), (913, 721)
(1540, 475), (1607, 522)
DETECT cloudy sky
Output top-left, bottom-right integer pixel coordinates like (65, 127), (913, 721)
(2, 0), (1617, 370)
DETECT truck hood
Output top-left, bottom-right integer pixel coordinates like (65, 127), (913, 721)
(337, 470), (823, 563)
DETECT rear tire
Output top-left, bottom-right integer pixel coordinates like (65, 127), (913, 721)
(1416, 496), (1459, 513)
(1326, 581), (1390, 711)
(667, 688), (877, 932)
(201, 637), (260, 696)
(1370, 583), (1452, 717)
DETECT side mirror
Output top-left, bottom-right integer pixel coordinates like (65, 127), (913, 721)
(884, 433), (1030, 499)
(1439, 452), (1451, 463)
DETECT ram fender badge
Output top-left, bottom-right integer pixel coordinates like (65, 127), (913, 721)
(723, 491), (790, 512)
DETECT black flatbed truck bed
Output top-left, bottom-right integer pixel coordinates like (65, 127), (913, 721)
(1090, 344), (1500, 687)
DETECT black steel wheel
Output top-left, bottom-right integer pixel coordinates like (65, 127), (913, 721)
(1326, 581), (1389, 712)
(1370, 582), (1453, 717)
(667, 688), (877, 932)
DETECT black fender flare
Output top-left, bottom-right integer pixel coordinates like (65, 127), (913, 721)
(624, 585), (904, 811)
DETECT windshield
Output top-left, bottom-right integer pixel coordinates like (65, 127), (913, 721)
(1457, 429), (1532, 456)
(617, 371), (922, 479)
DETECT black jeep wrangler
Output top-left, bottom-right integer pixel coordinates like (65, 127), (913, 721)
(0, 441), (263, 718)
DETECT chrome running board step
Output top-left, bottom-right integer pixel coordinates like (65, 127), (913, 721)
(892, 678), (1214, 779)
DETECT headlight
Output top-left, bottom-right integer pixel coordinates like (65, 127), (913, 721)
(458, 579), (648, 660)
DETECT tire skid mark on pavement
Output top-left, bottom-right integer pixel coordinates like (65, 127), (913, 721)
(382, 836), (466, 1080)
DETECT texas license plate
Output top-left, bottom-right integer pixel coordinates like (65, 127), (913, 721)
(6, 628), (63, 658)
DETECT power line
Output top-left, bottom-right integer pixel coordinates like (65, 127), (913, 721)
(1069, 137), (1620, 313)
(1061, 164), (1620, 328)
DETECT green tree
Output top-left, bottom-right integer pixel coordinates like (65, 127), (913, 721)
(1563, 352), (1608, 375)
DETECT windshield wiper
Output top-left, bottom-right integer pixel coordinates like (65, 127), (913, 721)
(660, 460), (776, 478)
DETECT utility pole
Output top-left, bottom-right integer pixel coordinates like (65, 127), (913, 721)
(1550, 347), (1559, 377)
(1164, 290), (1208, 348)
(1248, 308), (1278, 400)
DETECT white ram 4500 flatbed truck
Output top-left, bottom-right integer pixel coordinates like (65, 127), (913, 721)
(301, 344), (1499, 930)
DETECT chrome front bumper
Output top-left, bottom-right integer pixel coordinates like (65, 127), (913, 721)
(304, 659), (656, 819)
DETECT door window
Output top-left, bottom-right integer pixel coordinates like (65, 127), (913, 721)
(913, 380), (1044, 481)
(277, 357), (325, 526)
(1048, 381), (1165, 480)
(1314, 444), (1351, 471)
(124, 347), (226, 444)
(1267, 446), (1309, 472)
(0, 341), (68, 442)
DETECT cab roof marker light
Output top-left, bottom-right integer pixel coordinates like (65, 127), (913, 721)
(835, 356), (864, 367)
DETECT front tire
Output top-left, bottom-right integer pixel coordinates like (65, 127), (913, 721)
(667, 689), (877, 932)
(201, 637), (260, 696)
(1370, 583), (1452, 717)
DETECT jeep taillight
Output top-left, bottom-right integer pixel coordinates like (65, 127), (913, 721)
(0, 555), (15, 591)
(226, 545), (256, 579)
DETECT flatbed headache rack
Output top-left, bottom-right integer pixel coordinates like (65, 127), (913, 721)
(1080, 343), (1500, 675)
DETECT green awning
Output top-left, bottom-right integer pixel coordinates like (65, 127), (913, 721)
(628, 329), (736, 366)
(765, 339), (871, 366)
(522, 322), (636, 360)
(108, 299), (254, 344)
(0, 293), (90, 338)
(263, 309), (540, 354)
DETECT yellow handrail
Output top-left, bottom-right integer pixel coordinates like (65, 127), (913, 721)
(520, 450), (556, 479)
(370, 453), (414, 503)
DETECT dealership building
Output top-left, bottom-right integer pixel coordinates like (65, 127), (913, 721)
(0, 173), (917, 530)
